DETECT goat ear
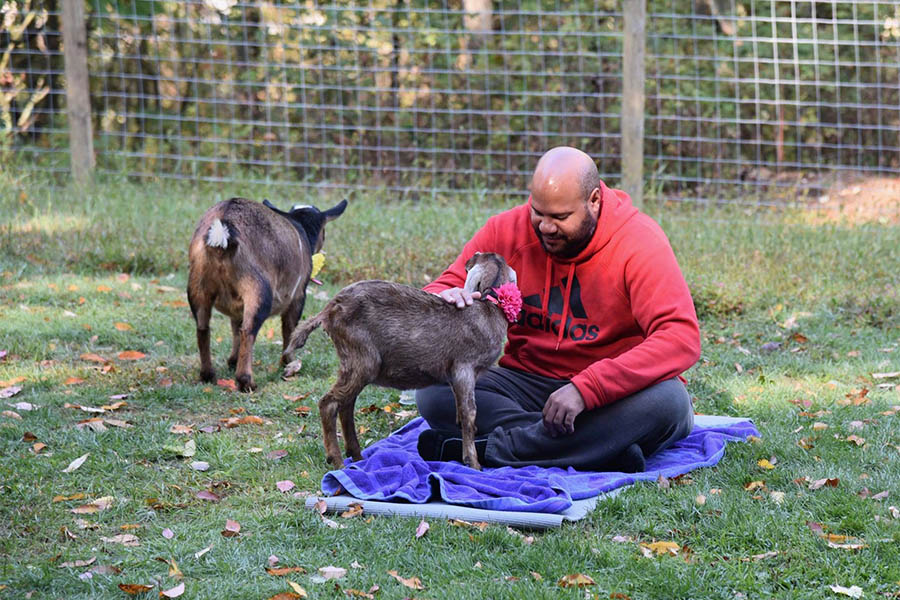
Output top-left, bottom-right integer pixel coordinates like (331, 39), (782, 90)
(322, 199), (348, 221)
(262, 199), (294, 219)
(507, 266), (518, 285)
(464, 252), (482, 271)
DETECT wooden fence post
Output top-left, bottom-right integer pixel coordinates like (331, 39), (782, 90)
(61, 0), (94, 183)
(622, 0), (646, 209)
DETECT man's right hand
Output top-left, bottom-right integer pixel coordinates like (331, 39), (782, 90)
(437, 287), (481, 308)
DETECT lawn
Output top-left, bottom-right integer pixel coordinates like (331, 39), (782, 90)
(1, 171), (898, 599)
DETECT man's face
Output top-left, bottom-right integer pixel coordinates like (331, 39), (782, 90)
(530, 185), (600, 259)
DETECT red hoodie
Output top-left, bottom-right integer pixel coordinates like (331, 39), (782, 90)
(424, 181), (701, 410)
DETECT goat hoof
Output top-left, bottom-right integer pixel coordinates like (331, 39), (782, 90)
(199, 369), (216, 383)
(236, 375), (256, 392)
(227, 357), (238, 370)
(326, 455), (344, 468)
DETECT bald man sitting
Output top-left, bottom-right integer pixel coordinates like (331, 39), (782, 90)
(415, 146), (701, 472)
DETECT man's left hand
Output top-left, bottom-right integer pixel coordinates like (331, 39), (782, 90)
(542, 383), (586, 437)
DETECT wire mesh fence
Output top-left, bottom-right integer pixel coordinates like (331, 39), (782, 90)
(3, 1), (899, 207)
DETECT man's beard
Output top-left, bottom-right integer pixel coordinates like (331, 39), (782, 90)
(535, 215), (597, 259)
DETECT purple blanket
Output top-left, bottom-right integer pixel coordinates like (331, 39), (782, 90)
(322, 417), (759, 514)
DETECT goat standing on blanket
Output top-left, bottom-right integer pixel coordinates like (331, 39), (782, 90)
(188, 197), (346, 392)
(282, 252), (521, 470)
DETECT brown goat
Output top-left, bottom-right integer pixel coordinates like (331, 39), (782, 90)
(282, 252), (518, 470)
(187, 197), (346, 392)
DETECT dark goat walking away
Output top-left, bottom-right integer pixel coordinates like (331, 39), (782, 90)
(187, 197), (346, 392)
(283, 252), (520, 470)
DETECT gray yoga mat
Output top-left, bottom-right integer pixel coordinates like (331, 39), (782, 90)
(305, 415), (748, 529)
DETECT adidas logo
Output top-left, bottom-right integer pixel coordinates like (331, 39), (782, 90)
(519, 273), (600, 342)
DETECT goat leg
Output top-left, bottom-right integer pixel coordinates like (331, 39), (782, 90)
(450, 366), (481, 471)
(227, 318), (241, 370)
(188, 293), (216, 383)
(318, 389), (344, 467)
(234, 280), (272, 392)
(280, 297), (304, 366)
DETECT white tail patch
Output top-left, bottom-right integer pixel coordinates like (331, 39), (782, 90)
(206, 219), (230, 248)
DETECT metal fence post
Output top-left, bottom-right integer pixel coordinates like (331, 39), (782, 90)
(61, 0), (94, 183)
(622, 0), (646, 209)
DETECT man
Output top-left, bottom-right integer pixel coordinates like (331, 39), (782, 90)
(415, 146), (701, 472)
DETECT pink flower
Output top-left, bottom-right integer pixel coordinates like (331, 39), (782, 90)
(488, 282), (523, 323)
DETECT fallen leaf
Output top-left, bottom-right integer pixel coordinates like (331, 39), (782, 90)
(195, 490), (221, 502)
(104, 418), (132, 428)
(342, 588), (373, 599)
(871, 490), (889, 501)
(64, 377), (86, 385)
(53, 493), (85, 502)
(217, 379), (238, 391)
(888, 506), (899, 519)
(267, 449), (288, 461)
(114, 322), (133, 331)
(1, 386), (24, 398)
(341, 503), (364, 518)
(286, 581), (308, 598)
(120, 523), (141, 530)
(829, 584), (863, 598)
(809, 478), (840, 490)
(32, 442), (47, 454)
(557, 573), (596, 588)
(220, 415), (264, 427)
(267, 566), (307, 576)
(740, 551), (781, 561)
(162, 528), (174, 539)
(845, 435), (866, 446)
(827, 541), (867, 550)
(282, 360), (303, 379)
(59, 557), (96, 568)
(313, 499), (327, 515)
(62, 453), (90, 473)
(72, 495), (114, 514)
(769, 491), (785, 504)
(319, 566), (348, 581)
(117, 351), (146, 361)
(387, 569), (423, 589)
(266, 594), (302, 600)
(193, 545), (212, 559)
(159, 582), (184, 598)
(101, 534), (139, 546)
(276, 480), (295, 493)
(639, 541), (680, 557)
(757, 458), (776, 470)
(75, 417), (107, 432)
(118, 583), (154, 595)
(812, 422), (829, 431)
(1, 410), (22, 420)
(191, 461), (210, 471)
(415, 519), (430, 539)
(744, 481), (766, 491)
(221, 519), (241, 537)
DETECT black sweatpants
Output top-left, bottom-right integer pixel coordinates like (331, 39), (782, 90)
(415, 366), (694, 471)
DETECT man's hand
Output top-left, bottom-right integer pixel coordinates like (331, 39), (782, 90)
(437, 287), (481, 308)
(542, 383), (586, 436)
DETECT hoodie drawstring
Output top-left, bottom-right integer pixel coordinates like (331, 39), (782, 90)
(543, 255), (576, 351)
(556, 262), (575, 350)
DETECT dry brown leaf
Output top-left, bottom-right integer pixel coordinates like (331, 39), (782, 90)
(101, 401), (127, 411)
(101, 534), (139, 546)
(114, 322), (133, 331)
(266, 594), (302, 600)
(117, 350), (146, 361)
(217, 379), (238, 391)
(266, 566), (307, 576)
(740, 551), (781, 562)
(32, 442), (47, 454)
(341, 503), (364, 518)
(195, 490), (221, 502)
(845, 435), (866, 446)
(557, 573), (596, 588)
(286, 582), (308, 598)
(387, 569), (424, 589)
(743, 481), (766, 491)
(757, 458), (776, 470)
(59, 557), (96, 568)
(809, 478), (840, 490)
(220, 415), (264, 427)
(64, 377), (86, 385)
(639, 541), (680, 557)
(53, 493), (85, 503)
(79, 353), (109, 364)
(118, 583), (154, 594)
(221, 519), (241, 537)
(319, 566), (348, 580)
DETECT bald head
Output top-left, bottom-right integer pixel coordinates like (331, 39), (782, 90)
(531, 146), (601, 204)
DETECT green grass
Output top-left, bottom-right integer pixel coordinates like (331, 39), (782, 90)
(1, 172), (899, 599)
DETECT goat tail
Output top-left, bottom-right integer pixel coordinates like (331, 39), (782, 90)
(205, 219), (234, 250)
(282, 311), (326, 359)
